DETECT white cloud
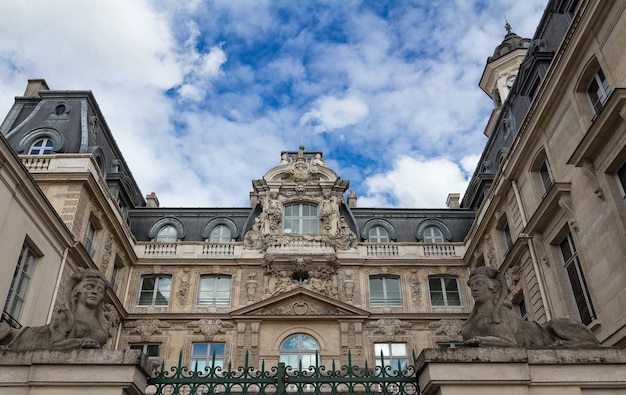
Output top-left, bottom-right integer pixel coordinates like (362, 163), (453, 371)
(300, 93), (370, 132)
(359, 155), (470, 208)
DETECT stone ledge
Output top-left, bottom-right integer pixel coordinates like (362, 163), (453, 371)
(416, 347), (625, 369)
(0, 349), (150, 369)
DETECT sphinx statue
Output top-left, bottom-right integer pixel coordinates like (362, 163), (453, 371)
(461, 266), (599, 347)
(0, 268), (110, 351)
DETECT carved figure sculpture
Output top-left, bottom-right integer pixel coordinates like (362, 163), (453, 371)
(461, 266), (599, 347)
(0, 269), (110, 351)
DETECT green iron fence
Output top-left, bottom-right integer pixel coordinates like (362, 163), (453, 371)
(147, 351), (420, 395)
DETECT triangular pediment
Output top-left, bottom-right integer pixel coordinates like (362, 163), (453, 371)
(231, 288), (369, 319)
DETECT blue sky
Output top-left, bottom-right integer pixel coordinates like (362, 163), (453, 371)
(0, 0), (546, 208)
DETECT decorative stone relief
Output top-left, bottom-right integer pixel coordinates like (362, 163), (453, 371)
(342, 270), (355, 303)
(366, 319), (411, 336)
(102, 233), (114, 270)
(125, 319), (171, 340)
(263, 299), (341, 316)
(485, 234), (496, 267)
(102, 302), (121, 339)
(504, 265), (521, 292)
(582, 160), (605, 200)
(410, 271), (422, 308)
(245, 272), (259, 303)
(262, 256), (340, 298)
(177, 268), (191, 308)
(244, 218), (263, 250)
(188, 319), (234, 341)
(429, 319), (464, 338)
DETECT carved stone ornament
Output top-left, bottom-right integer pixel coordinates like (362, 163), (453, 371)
(0, 269), (110, 351)
(262, 298), (341, 316)
(367, 319), (412, 336)
(462, 266), (600, 347)
(177, 268), (191, 308)
(188, 319), (234, 341)
(125, 319), (171, 340)
(429, 319), (464, 338)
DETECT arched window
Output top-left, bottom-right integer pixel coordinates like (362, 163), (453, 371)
(368, 226), (389, 243)
(210, 225), (232, 242)
(28, 137), (54, 155)
(283, 204), (318, 235)
(423, 226), (444, 243)
(156, 225), (178, 242)
(279, 334), (320, 369)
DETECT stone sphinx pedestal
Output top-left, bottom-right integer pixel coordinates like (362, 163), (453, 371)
(416, 347), (626, 395)
(0, 349), (152, 395)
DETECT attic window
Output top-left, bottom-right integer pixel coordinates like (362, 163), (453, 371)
(54, 104), (66, 116)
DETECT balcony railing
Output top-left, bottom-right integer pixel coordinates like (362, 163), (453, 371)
(1, 311), (22, 329)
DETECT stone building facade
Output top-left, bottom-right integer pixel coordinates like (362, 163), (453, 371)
(0, 0), (625, 379)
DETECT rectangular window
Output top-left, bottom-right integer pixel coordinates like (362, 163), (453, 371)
(110, 258), (122, 293)
(138, 275), (171, 306)
(560, 233), (596, 325)
(283, 204), (318, 235)
(129, 343), (161, 360)
(370, 277), (402, 306)
(84, 221), (97, 256)
(503, 223), (513, 253)
(587, 68), (610, 113)
(539, 160), (554, 193)
(374, 343), (408, 372)
(4, 243), (37, 320)
(198, 276), (231, 306)
(429, 277), (462, 307)
(516, 299), (529, 321)
(191, 342), (225, 372)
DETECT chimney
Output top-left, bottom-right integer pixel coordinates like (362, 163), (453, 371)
(146, 192), (160, 208)
(24, 79), (50, 97)
(347, 190), (358, 208)
(446, 193), (460, 209)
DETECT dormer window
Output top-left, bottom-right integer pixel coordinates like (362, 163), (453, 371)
(28, 137), (54, 155)
(283, 204), (318, 235)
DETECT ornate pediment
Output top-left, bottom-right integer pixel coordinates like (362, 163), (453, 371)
(230, 288), (369, 319)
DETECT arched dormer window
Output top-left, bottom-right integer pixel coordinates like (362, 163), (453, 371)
(149, 217), (185, 242)
(362, 219), (396, 242)
(575, 57), (612, 119)
(416, 219), (452, 242)
(29, 137), (54, 155)
(529, 148), (555, 197)
(423, 227), (445, 243)
(203, 218), (239, 242)
(156, 225), (178, 242)
(283, 203), (318, 235)
(18, 128), (64, 155)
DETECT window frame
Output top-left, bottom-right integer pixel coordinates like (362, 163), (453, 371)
(156, 225), (178, 243)
(190, 342), (225, 372)
(4, 243), (38, 320)
(368, 226), (390, 243)
(138, 275), (172, 306)
(279, 334), (320, 370)
(84, 220), (98, 256)
(198, 275), (232, 306)
(129, 343), (161, 360)
(423, 226), (445, 243)
(369, 276), (403, 307)
(28, 137), (55, 155)
(428, 276), (462, 307)
(560, 233), (596, 325)
(587, 68), (610, 114)
(374, 343), (408, 373)
(209, 225), (233, 243)
(283, 203), (319, 235)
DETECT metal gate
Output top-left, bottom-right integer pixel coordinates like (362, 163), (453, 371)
(147, 351), (420, 395)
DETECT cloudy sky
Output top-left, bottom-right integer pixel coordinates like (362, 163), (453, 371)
(0, 0), (546, 208)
